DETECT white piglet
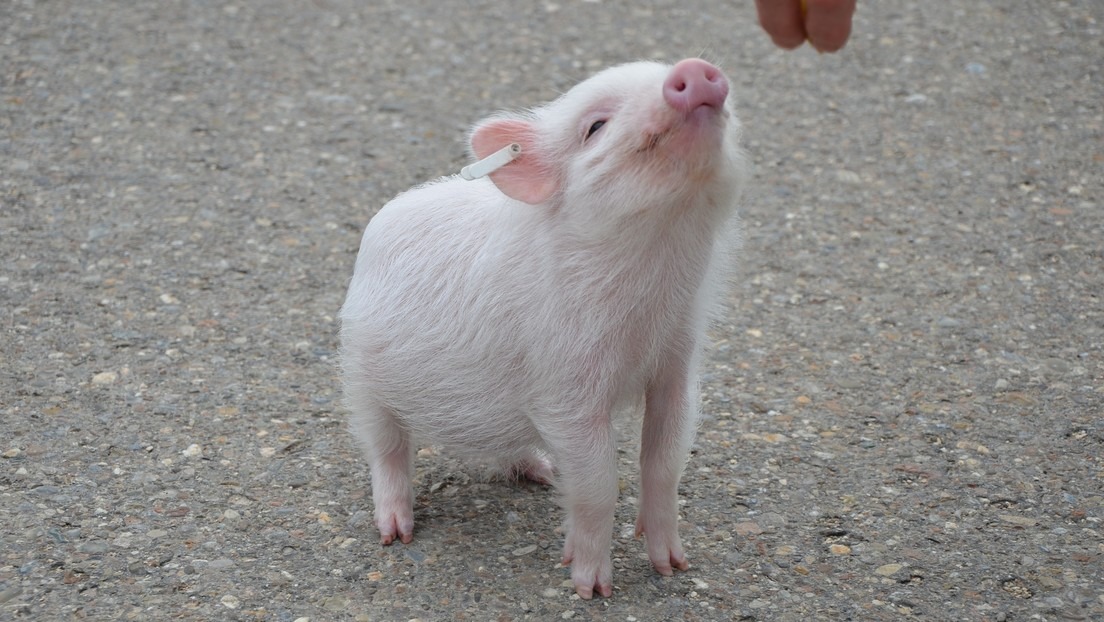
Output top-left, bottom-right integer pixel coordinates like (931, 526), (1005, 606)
(340, 58), (746, 599)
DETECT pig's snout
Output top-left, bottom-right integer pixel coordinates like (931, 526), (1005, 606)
(662, 59), (728, 113)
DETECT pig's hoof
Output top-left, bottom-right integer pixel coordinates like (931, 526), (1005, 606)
(563, 545), (613, 599)
(377, 509), (414, 545)
(570, 566), (613, 599)
(634, 518), (689, 575)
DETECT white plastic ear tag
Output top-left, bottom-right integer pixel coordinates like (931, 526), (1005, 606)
(460, 143), (522, 180)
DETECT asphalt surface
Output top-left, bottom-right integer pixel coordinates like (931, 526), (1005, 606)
(2, 1), (1102, 620)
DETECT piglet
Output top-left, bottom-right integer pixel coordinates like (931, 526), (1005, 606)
(340, 58), (746, 599)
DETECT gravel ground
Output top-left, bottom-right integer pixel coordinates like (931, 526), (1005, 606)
(2, 1), (1102, 620)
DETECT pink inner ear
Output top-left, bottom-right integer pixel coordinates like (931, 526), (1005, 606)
(470, 118), (559, 205)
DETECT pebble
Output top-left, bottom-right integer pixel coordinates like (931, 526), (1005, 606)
(875, 563), (904, 576)
(91, 371), (117, 385)
(513, 544), (537, 556)
(0, 586), (22, 604)
(829, 544), (852, 555)
(734, 521), (763, 536)
(78, 542), (109, 554)
(322, 596), (350, 611)
(181, 444), (202, 458)
(220, 594), (240, 609)
(999, 514), (1038, 527)
(836, 170), (862, 185)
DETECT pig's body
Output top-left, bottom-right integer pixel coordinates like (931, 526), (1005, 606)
(340, 59), (746, 599)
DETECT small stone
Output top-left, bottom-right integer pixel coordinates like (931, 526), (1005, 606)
(2, 448), (21, 458)
(561, 610), (576, 619)
(92, 371), (117, 385)
(0, 586), (22, 604)
(260, 446), (276, 457)
(1039, 596), (1063, 608)
(999, 514), (1038, 527)
(875, 563), (904, 576)
(829, 544), (852, 555)
(542, 587), (560, 598)
(513, 544), (538, 556)
(734, 521), (763, 536)
(995, 378), (1010, 391)
(181, 444), (202, 458)
(78, 542), (109, 554)
(836, 170), (862, 184)
(220, 594), (240, 609)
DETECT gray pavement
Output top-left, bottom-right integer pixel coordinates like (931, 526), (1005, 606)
(2, 1), (1102, 620)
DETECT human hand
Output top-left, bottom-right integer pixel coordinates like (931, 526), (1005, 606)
(754, 0), (856, 53)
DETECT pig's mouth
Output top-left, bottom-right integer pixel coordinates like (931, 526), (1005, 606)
(635, 108), (727, 156)
(638, 132), (664, 153)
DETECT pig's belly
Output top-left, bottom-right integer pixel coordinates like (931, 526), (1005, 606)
(352, 334), (553, 454)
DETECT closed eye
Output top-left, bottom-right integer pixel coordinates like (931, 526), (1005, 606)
(585, 119), (606, 141)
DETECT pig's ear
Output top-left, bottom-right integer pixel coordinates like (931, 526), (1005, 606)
(470, 118), (558, 205)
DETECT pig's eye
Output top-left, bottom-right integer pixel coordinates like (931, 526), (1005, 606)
(585, 120), (606, 141)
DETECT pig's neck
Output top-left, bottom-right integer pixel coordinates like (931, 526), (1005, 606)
(547, 195), (731, 376)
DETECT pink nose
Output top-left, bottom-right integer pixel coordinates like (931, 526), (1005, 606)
(663, 59), (729, 113)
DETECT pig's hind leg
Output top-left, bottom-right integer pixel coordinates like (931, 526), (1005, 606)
(349, 399), (415, 545)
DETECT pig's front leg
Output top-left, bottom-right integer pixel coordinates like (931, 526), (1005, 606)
(635, 358), (698, 576)
(549, 417), (618, 599)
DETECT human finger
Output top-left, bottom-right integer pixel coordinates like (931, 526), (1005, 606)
(803, 0), (856, 52)
(754, 0), (807, 50)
